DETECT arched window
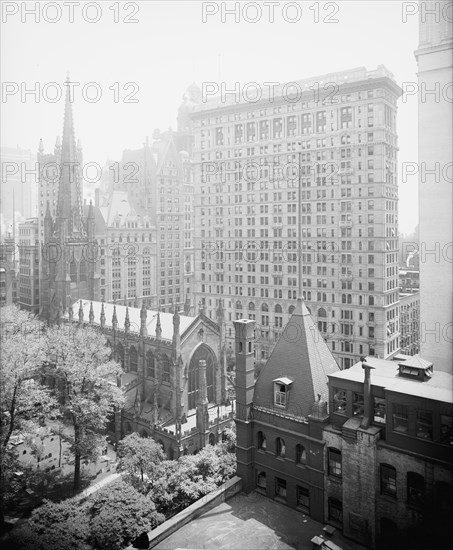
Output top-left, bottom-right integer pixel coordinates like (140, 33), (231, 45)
(129, 346), (138, 372)
(288, 305), (295, 314)
(261, 303), (269, 312)
(276, 437), (286, 458)
(248, 302), (255, 311)
(236, 300), (242, 309)
(209, 433), (216, 445)
(274, 304), (282, 313)
(116, 343), (124, 370)
(380, 464), (397, 497)
(318, 307), (327, 318)
(79, 259), (87, 283)
(187, 344), (217, 409)
(407, 472), (424, 508)
(257, 431), (267, 450)
(70, 260), (77, 283)
(296, 444), (307, 464)
(162, 355), (171, 384)
(146, 350), (155, 378)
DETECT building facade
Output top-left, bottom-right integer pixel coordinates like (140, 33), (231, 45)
(234, 299), (340, 522)
(190, 66), (401, 368)
(325, 356), (452, 548)
(415, 0), (453, 372)
(234, 307), (452, 549)
(399, 291), (420, 356)
(70, 299), (231, 457)
(92, 190), (158, 307)
(105, 132), (193, 313)
(18, 217), (40, 314)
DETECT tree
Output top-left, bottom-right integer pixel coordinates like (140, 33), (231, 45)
(0, 305), (58, 530)
(44, 324), (125, 491)
(8, 498), (90, 550)
(116, 433), (165, 492)
(88, 480), (164, 550)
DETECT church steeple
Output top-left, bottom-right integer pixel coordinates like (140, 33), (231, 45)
(56, 75), (84, 237)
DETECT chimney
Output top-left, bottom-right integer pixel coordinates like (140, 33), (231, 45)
(360, 358), (375, 430)
(233, 319), (255, 493)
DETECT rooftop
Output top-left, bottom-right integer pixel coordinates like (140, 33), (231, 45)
(328, 356), (453, 404)
(254, 299), (340, 418)
(69, 300), (196, 341)
(154, 491), (367, 550)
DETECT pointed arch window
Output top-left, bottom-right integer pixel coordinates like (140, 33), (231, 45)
(79, 259), (87, 283)
(129, 346), (138, 373)
(162, 355), (171, 384)
(146, 350), (155, 378)
(70, 260), (77, 283)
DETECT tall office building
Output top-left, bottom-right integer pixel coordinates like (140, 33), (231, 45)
(17, 218), (40, 314)
(191, 66), (401, 368)
(415, 1), (453, 372)
(111, 131), (194, 313)
(0, 146), (37, 234)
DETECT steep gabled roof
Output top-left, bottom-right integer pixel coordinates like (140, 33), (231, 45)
(253, 299), (340, 417)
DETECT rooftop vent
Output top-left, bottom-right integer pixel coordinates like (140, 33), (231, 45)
(397, 355), (433, 382)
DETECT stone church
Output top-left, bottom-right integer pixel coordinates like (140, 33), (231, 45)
(68, 298), (233, 458)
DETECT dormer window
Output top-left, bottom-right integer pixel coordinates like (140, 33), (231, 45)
(275, 383), (286, 407)
(273, 377), (293, 408)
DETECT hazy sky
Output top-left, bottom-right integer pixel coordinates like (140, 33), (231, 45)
(1, 1), (420, 233)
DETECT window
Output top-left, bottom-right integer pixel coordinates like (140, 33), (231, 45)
(256, 471), (267, 492)
(275, 477), (287, 500)
(373, 397), (386, 424)
(274, 383), (287, 407)
(392, 404), (408, 433)
(296, 444), (307, 465)
(162, 355), (171, 384)
(440, 415), (453, 446)
(257, 431), (267, 450)
(416, 410), (432, 440)
(296, 486), (310, 513)
(328, 498), (343, 525)
(333, 389), (347, 414)
(276, 437), (286, 458)
(352, 393), (364, 416)
(328, 448), (342, 477)
(380, 464), (397, 497)
(407, 472), (424, 508)
(129, 346), (138, 372)
(146, 351), (155, 378)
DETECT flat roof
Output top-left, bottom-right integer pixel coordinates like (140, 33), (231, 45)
(328, 357), (453, 404)
(154, 491), (367, 550)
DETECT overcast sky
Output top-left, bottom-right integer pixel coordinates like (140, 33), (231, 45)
(1, 1), (420, 233)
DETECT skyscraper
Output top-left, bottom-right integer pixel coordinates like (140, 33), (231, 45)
(191, 66), (401, 368)
(415, 0), (453, 372)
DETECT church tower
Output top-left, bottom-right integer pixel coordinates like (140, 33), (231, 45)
(40, 76), (100, 322)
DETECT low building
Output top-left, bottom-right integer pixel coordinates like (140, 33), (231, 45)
(234, 299), (340, 523)
(234, 303), (452, 549)
(325, 355), (452, 548)
(67, 299), (231, 457)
